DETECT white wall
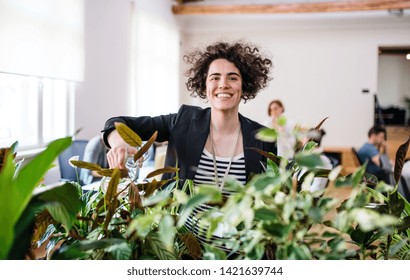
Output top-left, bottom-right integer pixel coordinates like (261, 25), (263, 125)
(75, 0), (132, 140)
(177, 12), (410, 148)
(133, 0), (180, 117)
(75, 0), (180, 140)
(74, 5), (410, 149)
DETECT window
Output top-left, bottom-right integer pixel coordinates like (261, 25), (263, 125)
(0, 72), (75, 151)
(0, 0), (83, 159)
(133, 0), (179, 116)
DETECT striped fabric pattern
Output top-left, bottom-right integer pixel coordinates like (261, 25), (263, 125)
(188, 149), (246, 253)
(193, 149), (246, 188)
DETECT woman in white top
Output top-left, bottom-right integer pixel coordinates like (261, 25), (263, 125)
(263, 99), (297, 159)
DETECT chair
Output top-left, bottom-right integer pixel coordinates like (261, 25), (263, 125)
(327, 155), (340, 168)
(398, 176), (410, 202)
(58, 139), (88, 185)
(351, 147), (362, 167)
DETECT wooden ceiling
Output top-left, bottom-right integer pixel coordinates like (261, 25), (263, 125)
(172, 0), (410, 15)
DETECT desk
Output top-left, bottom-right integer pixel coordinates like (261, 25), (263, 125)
(324, 126), (410, 176)
(323, 146), (357, 175)
(386, 126), (410, 161)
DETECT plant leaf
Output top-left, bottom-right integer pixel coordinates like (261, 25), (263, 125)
(127, 213), (158, 238)
(104, 168), (120, 205)
(51, 245), (87, 260)
(203, 243), (226, 260)
(0, 137), (71, 260)
(103, 199), (119, 233)
(134, 131), (157, 162)
(144, 179), (158, 197)
(105, 242), (132, 260)
(158, 215), (175, 251)
(52, 238), (129, 260)
(247, 147), (281, 165)
(350, 227), (374, 246)
(394, 136), (410, 185)
(255, 127), (278, 143)
(14, 137), (72, 215)
(254, 208), (278, 222)
(397, 216), (410, 233)
(389, 189), (405, 217)
(177, 190), (222, 228)
(129, 182), (143, 211)
(70, 160), (102, 171)
(146, 166), (179, 179)
(37, 182), (82, 231)
(294, 152), (323, 169)
(179, 232), (202, 259)
(314, 117), (329, 130)
(145, 234), (177, 260)
(142, 188), (173, 207)
(115, 122), (142, 147)
(97, 168), (128, 178)
(0, 146), (17, 259)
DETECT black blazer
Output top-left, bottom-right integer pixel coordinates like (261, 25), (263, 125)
(102, 105), (276, 182)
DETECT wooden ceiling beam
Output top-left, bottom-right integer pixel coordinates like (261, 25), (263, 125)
(172, 0), (410, 15)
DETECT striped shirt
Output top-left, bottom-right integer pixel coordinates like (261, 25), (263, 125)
(193, 149), (246, 188)
(187, 149), (246, 254)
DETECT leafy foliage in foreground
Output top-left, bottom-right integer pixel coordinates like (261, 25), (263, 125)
(1, 121), (410, 260)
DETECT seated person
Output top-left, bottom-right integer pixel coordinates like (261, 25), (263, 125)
(80, 135), (109, 185)
(357, 126), (391, 184)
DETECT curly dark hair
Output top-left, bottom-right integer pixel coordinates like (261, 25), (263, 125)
(184, 41), (273, 102)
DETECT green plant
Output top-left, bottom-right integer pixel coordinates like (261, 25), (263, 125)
(3, 121), (410, 260)
(36, 123), (202, 260)
(375, 137), (410, 259)
(0, 137), (82, 259)
(193, 125), (410, 260)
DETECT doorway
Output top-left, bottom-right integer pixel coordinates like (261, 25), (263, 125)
(377, 46), (410, 125)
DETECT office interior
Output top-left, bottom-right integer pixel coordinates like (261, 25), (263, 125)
(1, 0), (410, 184)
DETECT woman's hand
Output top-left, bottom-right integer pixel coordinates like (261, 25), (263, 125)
(106, 130), (128, 169)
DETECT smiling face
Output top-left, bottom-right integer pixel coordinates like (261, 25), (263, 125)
(206, 58), (243, 113)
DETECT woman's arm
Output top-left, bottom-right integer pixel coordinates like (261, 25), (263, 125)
(101, 112), (178, 169)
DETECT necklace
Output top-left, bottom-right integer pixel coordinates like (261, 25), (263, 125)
(209, 124), (242, 190)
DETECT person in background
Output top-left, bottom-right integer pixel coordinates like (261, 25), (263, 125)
(80, 135), (109, 185)
(263, 99), (297, 159)
(357, 126), (391, 184)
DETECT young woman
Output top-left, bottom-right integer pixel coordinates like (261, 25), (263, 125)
(102, 41), (276, 188)
(264, 99), (297, 159)
(102, 41), (276, 255)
